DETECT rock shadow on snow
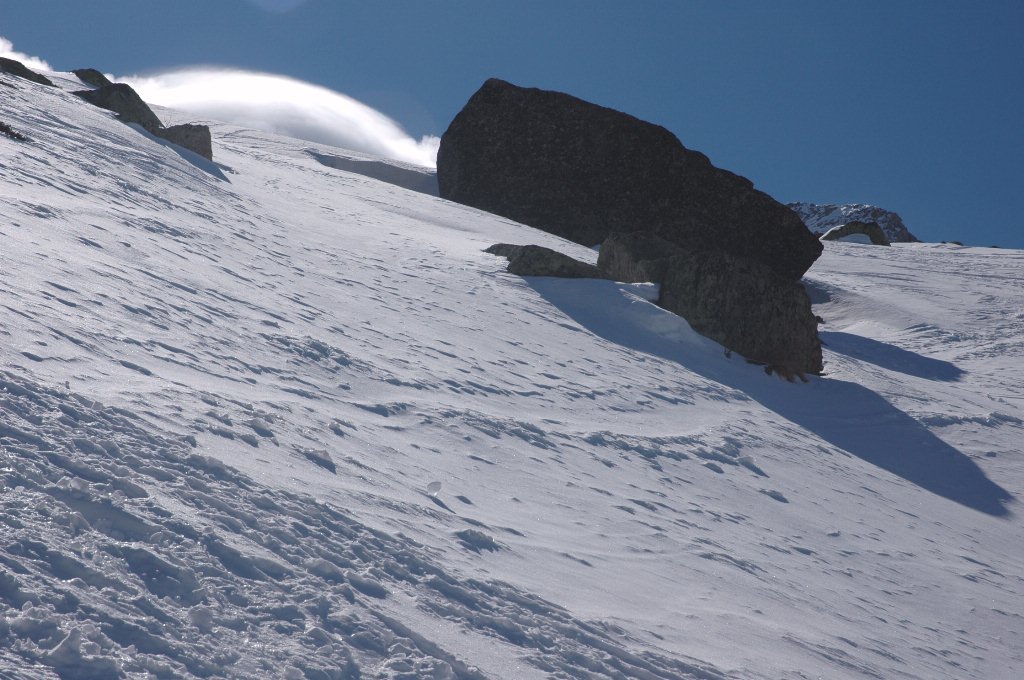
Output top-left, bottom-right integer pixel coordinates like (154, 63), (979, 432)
(309, 151), (437, 195)
(821, 331), (964, 382)
(525, 277), (1013, 517)
(133, 124), (230, 182)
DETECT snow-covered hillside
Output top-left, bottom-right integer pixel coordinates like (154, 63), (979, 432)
(789, 202), (919, 243)
(2, 71), (1023, 680)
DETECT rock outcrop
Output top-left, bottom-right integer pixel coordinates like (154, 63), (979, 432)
(789, 202), (918, 243)
(485, 244), (606, 279)
(0, 57), (54, 87)
(72, 68), (113, 89)
(657, 250), (822, 378)
(156, 123), (214, 161)
(438, 78), (821, 282)
(74, 83), (214, 160)
(820, 221), (890, 246)
(74, 83), (163, 130)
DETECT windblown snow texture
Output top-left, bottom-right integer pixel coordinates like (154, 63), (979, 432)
(2, 69), (1022, 679)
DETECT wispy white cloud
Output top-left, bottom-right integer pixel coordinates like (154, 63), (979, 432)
(125, 69), (439, 168)
(0, 35), (437, 168)
(0, 36), (52, 71)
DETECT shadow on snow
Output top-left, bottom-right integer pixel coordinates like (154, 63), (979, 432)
(821, 331), (964, 382)
(524, 276), (1013, 517)
(134, 124), (231, 182)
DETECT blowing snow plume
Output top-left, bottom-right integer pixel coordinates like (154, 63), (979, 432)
(126, 69), (439, 168)
(0, 36), (52, 71)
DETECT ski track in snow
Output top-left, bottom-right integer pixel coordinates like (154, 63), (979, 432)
(2, 71), (1024, 678)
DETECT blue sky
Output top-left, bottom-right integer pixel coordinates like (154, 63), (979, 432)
(4, 1), (1022, 247)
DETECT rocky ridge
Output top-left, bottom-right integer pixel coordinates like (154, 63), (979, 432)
(789, 202), (918, 243)
(73, 80), (214, 161)
(0, 56), (54, 87)
(820, 221), (891, 246)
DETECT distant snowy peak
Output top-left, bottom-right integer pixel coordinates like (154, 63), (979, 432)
(789, 202), (919, 243)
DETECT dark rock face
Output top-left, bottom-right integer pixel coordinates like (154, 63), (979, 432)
(0, 57), (54, 87)
(820, 221), (890, 246)
(72, 68), (113, 89)
(658, 250), (822, 376)
(485, 244), (606, 279)
(74, 84), (163, 131)
(597, 232), (683, 283)
(156, 123), (213, 161)
(438, 79), (821, 281)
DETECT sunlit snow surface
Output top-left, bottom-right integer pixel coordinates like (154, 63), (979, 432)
(2, 72), (1023, 679)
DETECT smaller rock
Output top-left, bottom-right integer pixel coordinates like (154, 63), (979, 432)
(0, 56), (54, 86)
(597, 231), (683, 283)
(74, 83), (163, 131)
(485, 244), (606, 279)
(820, 221), (891, 246)
(1, 121), (29, 142)
(72, 68), (114, 88)
(155, 123), (213, 161)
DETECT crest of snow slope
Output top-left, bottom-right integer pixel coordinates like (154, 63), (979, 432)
(2, 72), (1023, 679)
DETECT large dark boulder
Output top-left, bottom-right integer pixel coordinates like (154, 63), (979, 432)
(485, 244), (606, 279)
(74, 83), (163, 131)
(438, 79), (822, 281)
(155, 123), (213, 161)
(597, 232), (683, 283)
(658, 250), (823, 378)
(0, 57), (54, 87)
(820, 221), (890, 246)
(72, 68), (113, 89)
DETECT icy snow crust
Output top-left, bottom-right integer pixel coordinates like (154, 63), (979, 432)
(2, 73), (1023, 679)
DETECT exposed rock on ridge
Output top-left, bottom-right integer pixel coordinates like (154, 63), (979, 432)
(72, 68), (114, 88)
(789, 202), (918, 243)
(0, 56), (54, 87)
(74, 82), (214, 160)
(438, 78), (822, 282)
(155, 123), (214, 162)
(74, 83), (164, 130)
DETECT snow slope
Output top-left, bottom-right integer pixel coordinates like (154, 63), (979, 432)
(2, 71), (1023, 679)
